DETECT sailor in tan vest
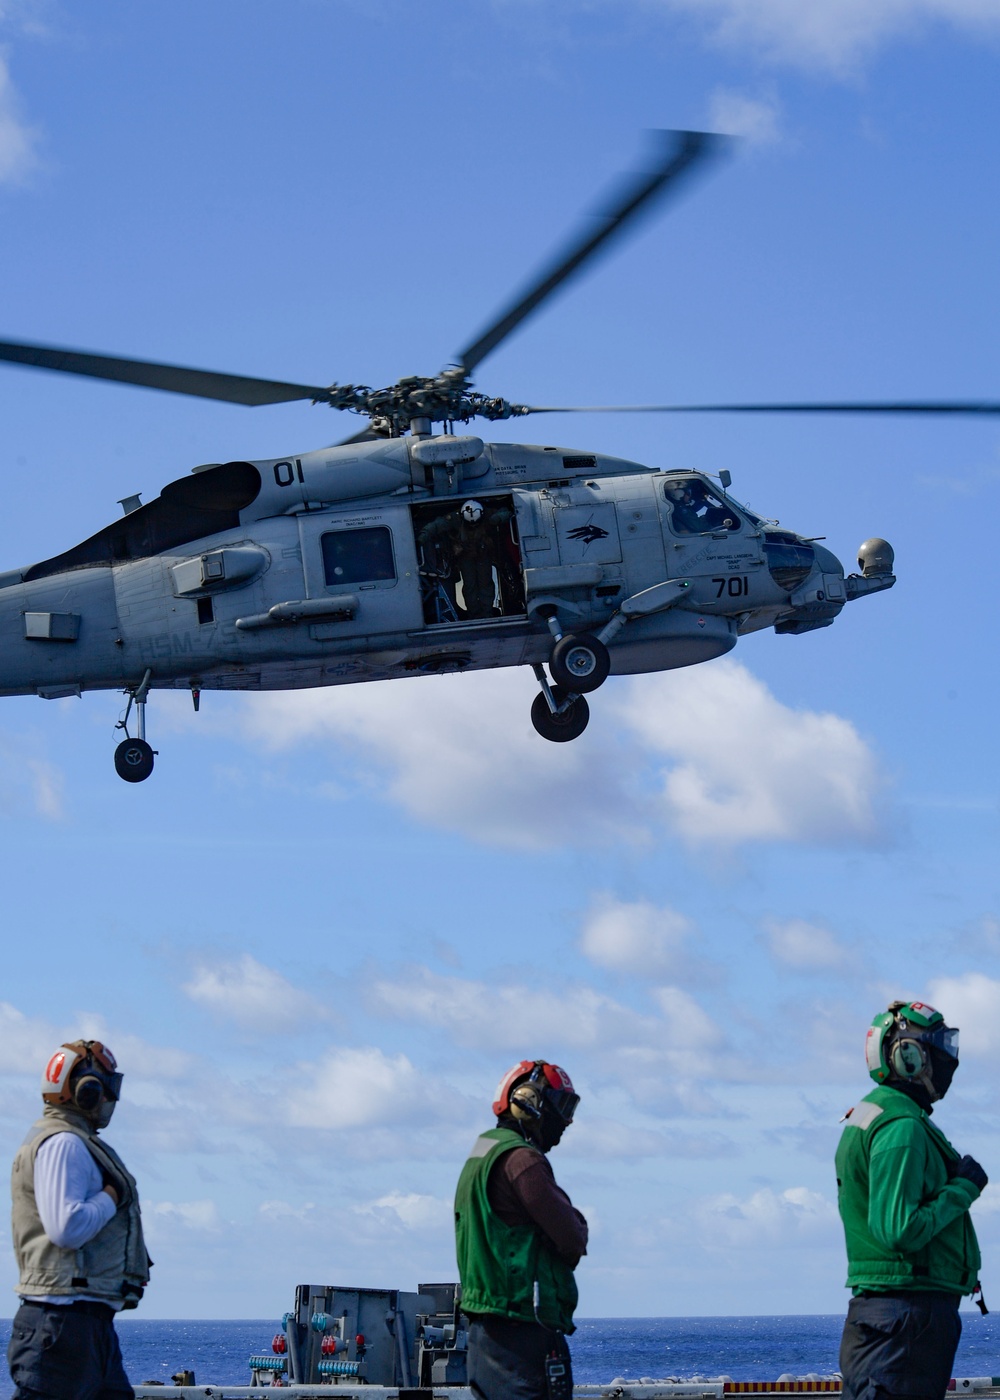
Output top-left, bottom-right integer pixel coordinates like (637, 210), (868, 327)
(7, 1040), (151, 1400)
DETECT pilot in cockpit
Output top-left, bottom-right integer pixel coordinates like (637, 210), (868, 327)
(665, 478), (738, 535)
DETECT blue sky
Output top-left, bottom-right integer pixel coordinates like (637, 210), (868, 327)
(1, 0), (999, 1329)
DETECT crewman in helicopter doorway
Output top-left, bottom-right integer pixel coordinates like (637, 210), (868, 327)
(454, 1059), (587, 1400)
(836, 1001), (988, 1400)
(7, 1040), (151, 1400)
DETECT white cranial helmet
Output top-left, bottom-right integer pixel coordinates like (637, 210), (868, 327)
(461, 500), (484, 524)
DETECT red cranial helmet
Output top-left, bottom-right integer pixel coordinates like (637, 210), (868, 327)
(492, 1060), (579, 1149)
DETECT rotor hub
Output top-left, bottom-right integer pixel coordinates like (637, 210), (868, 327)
(317, 373), (528, 434)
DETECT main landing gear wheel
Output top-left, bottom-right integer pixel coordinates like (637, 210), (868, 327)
(548, 632), (611, 694)
(531, 685), (590, 742)
(114, 738), (155, 783)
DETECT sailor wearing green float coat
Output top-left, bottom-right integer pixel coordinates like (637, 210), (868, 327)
(836, 1001), (987, 1400)
(455, 1060), (586, 1400)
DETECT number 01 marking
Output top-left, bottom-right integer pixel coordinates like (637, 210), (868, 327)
(713, 575), (750, 598)
(274, 459), (306, 487)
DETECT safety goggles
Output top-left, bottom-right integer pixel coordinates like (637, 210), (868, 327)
(915, 1025), (960, 1061)
(545, 1087), (580, 1125)
(99, 1069), (124, 1101)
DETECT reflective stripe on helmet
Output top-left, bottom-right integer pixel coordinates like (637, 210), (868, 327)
(40, 1040), (121, 1106)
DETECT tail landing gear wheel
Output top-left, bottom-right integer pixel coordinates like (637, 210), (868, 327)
(548, 633), (611, 694)
(114, 738), (155, 783)
(531, 685), (590, 742)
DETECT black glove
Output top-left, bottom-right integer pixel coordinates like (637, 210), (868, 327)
(948, 1154), (989, 1192)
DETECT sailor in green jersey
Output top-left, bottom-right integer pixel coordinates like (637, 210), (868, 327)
(836, 1001), (988, 1400)
(455, 1060), (586, 1400)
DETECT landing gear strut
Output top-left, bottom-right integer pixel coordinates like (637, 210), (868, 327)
(114, 669), (157, 782)
(530, 664), (590, 742)
(529, 610), (611, 742)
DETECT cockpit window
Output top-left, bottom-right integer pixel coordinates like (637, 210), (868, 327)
(662, 477), (741, 535)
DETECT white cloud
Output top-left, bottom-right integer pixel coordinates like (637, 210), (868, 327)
(579, 895), (695, 979)
(0, 1005), (193, 1084)
(764, 917), (851, 972)
(0, 51), (38, 184)
(618, 661), (884, 847)
(284, 1046), (425, 1130)
(68, 1018), (194, 1083)
(182, 954), (327, 1031)
(651, 986), (725, 1050)
(644, 0), (1000, 73)
(687, 1184), (839, 1248)
(709, 87), (782, 144)
(926, 973), (1000, 1056)
(259, 1199), (316, 1223)
(239, 660), (884, 852)
(560, 1115), (735, 1160)
(355, 1191), (452, 1231)
(365, 967), (740, 1109)
(367, 966), (660, 1054)
(0, 737), (64, 821)
(239, 670), (645, 851)
(0, 1002), (59, 1072)
(149, 1200), (222, 1232)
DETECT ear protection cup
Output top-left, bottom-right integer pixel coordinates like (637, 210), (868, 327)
(509, 1083), (542, 1121)
(73, 1074), (104, 1113)
(890, 1037), (927, 1080)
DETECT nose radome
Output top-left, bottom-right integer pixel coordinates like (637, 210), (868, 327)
(858, 537), (895, 577)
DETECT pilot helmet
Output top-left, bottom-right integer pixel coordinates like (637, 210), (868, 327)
(461, 500), (484, 524)
(41, 1040), (123, 1128)
(865, 1001), (960, 1102)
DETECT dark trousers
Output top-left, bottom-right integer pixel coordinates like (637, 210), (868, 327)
(839, 1290), (962, 1400)
(467, 1316), (571, 1400)
(7, 1301), (133, 1400)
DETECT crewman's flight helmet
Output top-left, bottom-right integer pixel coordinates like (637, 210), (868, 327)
(493, 1059), (579, 1151)
(41, 1040), (123, 1128)
(460, 500), (484, 525)
(866, 1001), (960, 1102)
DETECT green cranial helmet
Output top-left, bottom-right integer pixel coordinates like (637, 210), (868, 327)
(865, 1000), (960, 1102)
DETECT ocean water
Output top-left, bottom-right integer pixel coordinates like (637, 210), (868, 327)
(0, 1313), (998, 1393)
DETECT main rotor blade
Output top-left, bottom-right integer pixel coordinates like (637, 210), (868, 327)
(522, 400), (1000, 417)
(0, 338), (329, 406)
(457, 129), (728, 376)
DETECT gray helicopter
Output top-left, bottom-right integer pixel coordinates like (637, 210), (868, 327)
(2, 130), (990, 782)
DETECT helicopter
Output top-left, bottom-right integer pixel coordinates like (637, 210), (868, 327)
(2, 129), (992, 783)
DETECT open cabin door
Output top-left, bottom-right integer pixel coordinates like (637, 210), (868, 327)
(411, 495), (525, 625)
